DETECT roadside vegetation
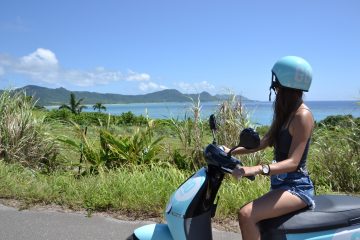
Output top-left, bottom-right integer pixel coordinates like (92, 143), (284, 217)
(0, 90), (359, 222)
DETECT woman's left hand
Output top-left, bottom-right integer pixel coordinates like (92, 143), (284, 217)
(232, 165), (245, 179)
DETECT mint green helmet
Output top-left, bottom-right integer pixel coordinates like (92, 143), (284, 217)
(271, 56), (312, 92)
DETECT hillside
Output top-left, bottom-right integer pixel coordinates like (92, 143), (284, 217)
(2, 85), (250, 106)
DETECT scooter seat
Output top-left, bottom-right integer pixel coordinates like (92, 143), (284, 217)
(259, 194), (360, 234)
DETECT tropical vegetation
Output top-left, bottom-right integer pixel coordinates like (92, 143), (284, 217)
(0, 90), (359, 223)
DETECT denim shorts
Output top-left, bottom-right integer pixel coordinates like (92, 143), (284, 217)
(270, 171), (315, 210)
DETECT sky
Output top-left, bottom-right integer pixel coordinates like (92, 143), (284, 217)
(0, 0), (359, 101)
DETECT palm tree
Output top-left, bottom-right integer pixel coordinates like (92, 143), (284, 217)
(59, 92), (87, 114)
(93, 102), (107, 113)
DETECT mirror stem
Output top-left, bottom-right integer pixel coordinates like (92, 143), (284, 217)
(212, 130), (217, 144)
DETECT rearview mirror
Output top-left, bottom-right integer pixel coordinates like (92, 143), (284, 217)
(227, 128), (260, 157)
(209, 114), (217, 144)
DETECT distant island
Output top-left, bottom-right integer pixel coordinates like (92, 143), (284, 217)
(1, 85), (251, 106)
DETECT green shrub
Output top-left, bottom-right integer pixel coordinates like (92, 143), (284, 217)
(45, 109), (148, 126)
(44, 109), (74, 123)
(117, 111), (147, 125)
(317, 114), (360, 130)
(59, 119), (164, 174)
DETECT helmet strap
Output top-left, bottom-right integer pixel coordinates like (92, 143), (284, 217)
(269, 74), (280, 101)
(269, 88), (272, 102)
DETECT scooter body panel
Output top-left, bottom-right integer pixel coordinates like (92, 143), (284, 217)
(133, 223), (172, 240)
(166, 167), (208, 239)
(165, 213), (186, 240)
(133, 167), (209, 240)
(167, 167), (207, 216)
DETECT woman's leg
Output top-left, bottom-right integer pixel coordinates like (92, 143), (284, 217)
(238, 189), (307, 240)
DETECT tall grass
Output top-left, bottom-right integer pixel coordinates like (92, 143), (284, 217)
(0, 91), (59, 172)
(215, 95), (269, 166)
(215, 95), (252, 147)
(169, 97), (206, 170)
(309, 116), (360, 193)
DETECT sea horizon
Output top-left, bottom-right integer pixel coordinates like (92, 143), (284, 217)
(46, 100), (360, 126)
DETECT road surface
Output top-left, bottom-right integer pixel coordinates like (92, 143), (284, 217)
(0, 204), (241, 240)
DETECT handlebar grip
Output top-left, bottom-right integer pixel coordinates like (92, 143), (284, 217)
(230, 155), (255, 181)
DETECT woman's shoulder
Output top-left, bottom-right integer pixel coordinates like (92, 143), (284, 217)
(292, 105), (314, 130)
(296, 103), (312, 116)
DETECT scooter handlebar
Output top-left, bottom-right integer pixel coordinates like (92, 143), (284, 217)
(204, 144), (255, 181)
(219, 166), (256, 181)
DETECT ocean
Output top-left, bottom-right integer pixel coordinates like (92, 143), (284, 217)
(47, 101), (360, 126)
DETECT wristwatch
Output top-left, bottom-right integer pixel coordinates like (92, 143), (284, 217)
(261, 164), (270, 175)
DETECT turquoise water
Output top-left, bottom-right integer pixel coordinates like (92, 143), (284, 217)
(47, 101), (360, 126)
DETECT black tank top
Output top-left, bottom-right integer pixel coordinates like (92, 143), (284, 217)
(274, 115), (311, 172)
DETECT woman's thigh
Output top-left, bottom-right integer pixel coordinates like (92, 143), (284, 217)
(242, 189), (307, 222)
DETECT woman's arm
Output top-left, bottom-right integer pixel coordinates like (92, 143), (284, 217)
(233, 134), (270, 155)
(234, 108), (314, 177)
(223, 134), (270, 155)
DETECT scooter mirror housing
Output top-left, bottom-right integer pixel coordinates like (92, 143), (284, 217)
(209, 114), (217, 131)
(227, 128), (260, 157)
(209, 114), (217, 144)
(239, 128), (260, 149)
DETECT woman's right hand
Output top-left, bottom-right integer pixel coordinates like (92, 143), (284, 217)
(220, 145), (231, 153)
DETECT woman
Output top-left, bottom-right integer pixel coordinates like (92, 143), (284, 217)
(223, 56), (315, 240)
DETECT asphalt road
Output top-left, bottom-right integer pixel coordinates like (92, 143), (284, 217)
(0, 204), (241, 240)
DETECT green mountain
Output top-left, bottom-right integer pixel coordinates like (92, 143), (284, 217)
(8, 85), (227, 106)
(0, 85), (252, 106)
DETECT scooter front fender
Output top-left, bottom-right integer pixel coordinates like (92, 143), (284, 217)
(132, 223), (173, 240)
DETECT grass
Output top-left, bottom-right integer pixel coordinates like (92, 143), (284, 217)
(3, 158), (349, 220)
(0, 161), (269, 220)
(2, 156), (343, 221)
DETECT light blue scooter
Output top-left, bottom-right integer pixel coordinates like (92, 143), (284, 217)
(129, 115), (360, 240)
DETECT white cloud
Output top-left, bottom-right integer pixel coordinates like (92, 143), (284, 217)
(0, 49), (162, 91)
(20, 48), (58, 67)
(0, 48), (60, 84)
(176, 81), (215, 93)
(126, 70), (151, 82)
(63, 68), (123, 86)
(139, 82), (167, 92)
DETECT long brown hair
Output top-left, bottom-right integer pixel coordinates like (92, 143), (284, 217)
(267, 87), (303, 147)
